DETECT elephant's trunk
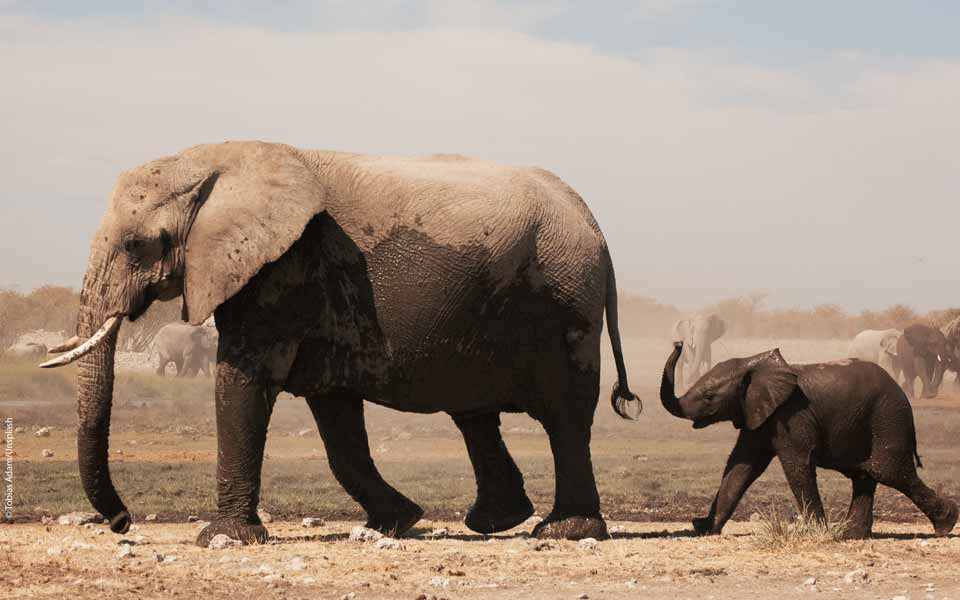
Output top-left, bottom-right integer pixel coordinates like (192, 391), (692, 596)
(73, 253), (130, 533)
(660, 343), (690, 419)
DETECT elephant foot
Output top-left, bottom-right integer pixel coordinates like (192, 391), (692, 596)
(532, 514), (609, 540)
(934, 501), (958, 537)
(196, 517), (268, 547)
(364, 497), (424, 537)
(465, 492), (535, 534)
(692, 516), (720, 536)
(840, 525), (872, 540)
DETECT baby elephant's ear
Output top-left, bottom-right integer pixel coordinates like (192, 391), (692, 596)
(741, 368), (798, 430)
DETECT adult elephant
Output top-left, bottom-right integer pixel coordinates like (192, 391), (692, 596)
(152, 322), (218, 376)
(41, 141), (639, 545)
(848, 329), (902, 381)
(941, 317), (960, 392)
(898, 323), (950, 401)
(670, 313), (726, 391)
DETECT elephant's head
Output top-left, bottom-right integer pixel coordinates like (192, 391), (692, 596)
(40, 142), (328, 532)
(879, 330), (901, 358)
(660, 342), (797, 430)
(903, 324), (950, 395)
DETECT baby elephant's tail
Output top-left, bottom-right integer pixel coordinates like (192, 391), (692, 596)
(914, 446), (924, 469)
(604, 249), (642, 419)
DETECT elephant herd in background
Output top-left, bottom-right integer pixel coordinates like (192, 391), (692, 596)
(849, 318), (960, 401)
(152, 320), (218, 377)
(35, 141), (958, 547)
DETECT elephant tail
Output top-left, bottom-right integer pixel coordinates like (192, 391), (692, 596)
(604, 248), (641, 419)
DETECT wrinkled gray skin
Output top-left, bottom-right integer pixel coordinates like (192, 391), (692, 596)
(848, 329), (902, 381)
(5, 342), (48, 361)
(941, 317), (960, 392)
(660, 343), (958, 539)
(152, 322), (218, 376)
(45, 141), (638, 546)
(671, 313), (726, 391)
(898, 324), (951, 401)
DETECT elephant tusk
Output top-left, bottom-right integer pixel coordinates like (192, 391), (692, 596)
(937, 354), (942, 362)
(48, 336), (81, 353)
(39, 317), (122, 368)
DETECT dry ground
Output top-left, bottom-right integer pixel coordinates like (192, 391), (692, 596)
(3, 336), (960, 598)
(2, 520), (958, 599)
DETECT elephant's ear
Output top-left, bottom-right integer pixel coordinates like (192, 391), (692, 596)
(182, 142), (327, 325)
(741, 365), (797, 430)
(880, 332), (900, 356)
(671, 319), (689, 343)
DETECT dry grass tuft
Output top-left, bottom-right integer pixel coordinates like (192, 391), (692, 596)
(753, 502), (848, 550)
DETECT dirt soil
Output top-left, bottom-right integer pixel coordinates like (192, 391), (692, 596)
(1, 520), (958, 599)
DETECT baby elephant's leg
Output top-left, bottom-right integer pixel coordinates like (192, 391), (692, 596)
(779, 450), (826, 523)
(889, 473), (958, 536)
(694, 433), (773, 535)
(843, 474), (877, 539)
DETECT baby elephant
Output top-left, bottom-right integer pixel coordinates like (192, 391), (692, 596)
(659, 342), (958, 539)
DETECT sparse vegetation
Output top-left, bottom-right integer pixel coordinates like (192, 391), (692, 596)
(753, 502), (849, 550)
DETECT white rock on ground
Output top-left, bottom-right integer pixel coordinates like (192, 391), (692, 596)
(428, 527), (449, 538)
(116, 545), (134, 559)
(287, 556), (307, 571)
(40, 449), (54, 458)
(577, 538), (599, 550)
(35, 427), (51, 437)
(208, 534), (242, 549)
(802, 576), (817, 586)
(843, 569), (869, 585)
(297, 428), (312, 437)
(13, 426), (25, 434)
(144, 514), (158, 522)
(57, 512), (101, 526)
(349, 526), (383, 542)
(186, 515), (199, 523)
(429, 577), (450, 587)
(258, 509), (273, 524)
(301, 517), (325, 528)
(46, 546), (64, 556)
(374, 537), (404, 550)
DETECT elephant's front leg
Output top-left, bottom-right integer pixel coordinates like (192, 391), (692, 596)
(451, 412), (534, 534)
(306, 392), (423, 536)
(196, 361), (275, 547)
(694, 434), (773, 535)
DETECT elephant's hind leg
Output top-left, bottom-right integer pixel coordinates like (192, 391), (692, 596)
(306, 392), (423, 536)
(843, 474), (877, 539)
(196, 362), (275, 547)
(532, 417), (608, 540)
(451, 412), (534, 534)
(885, 472), (958, 536)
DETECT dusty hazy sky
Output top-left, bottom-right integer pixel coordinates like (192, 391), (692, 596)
(1, 1), (958, 312)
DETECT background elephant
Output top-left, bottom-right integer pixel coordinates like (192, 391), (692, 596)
(671, 313), (726, 391)
(41, 141), (638, 545)
(898, 323), (951, 401)
(659, 343), (958, 538)
(941, 317), (960, 392)
(152, 322), (218, 377)
(848, 329), (902, 381)
(4, 341), (47, 361)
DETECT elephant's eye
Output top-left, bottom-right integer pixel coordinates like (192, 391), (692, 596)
(124, 238), (147, 255)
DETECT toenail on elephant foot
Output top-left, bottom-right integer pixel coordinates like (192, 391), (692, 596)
(465, 495), (535, 534)
(196, 519), (268, 547)
(532, 515), (609, 540)
(365, 499), (424, 537)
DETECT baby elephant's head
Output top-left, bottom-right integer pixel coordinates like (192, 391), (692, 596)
(660, 342), (798, 430)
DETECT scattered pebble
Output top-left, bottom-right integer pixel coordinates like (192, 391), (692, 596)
(375, 537), (404, 550)
(349, 526), (383, 542)
(186, 515), (199, 523)
(802, 576), (817, 586)
(208, 534), (242, 549)
(258, 509), (274, 524)
(116, 545), (134, 559)
(577, 537), (599, 551)
(40, 449), (54, 457)
(427, 527), (449, 538)
(35, 427), (51, 437)
(843, 568), (869, 585)
(287, 556), (307, 571)
(144, 514), (158, 522)
(46, 546), (64, 556)
(57, 512), (100, 526)
(625, 579), (638, 588)
(429, 576), (450, 587)
(301, 517), (325, 528)
(297, 428), (312, 437)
